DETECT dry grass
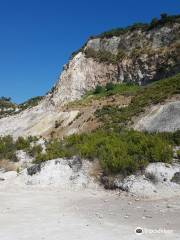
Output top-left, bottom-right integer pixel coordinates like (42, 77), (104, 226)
(0, 159), (17, 172)
(49, 94), (131, 139)
(88, 160), (103, 180)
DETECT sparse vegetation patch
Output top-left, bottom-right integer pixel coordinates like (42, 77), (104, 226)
(95, 74), (180, 129)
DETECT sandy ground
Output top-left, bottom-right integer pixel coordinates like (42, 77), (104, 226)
(0, 188), (180, 240)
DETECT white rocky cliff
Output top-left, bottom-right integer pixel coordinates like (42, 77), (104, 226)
(135, 100), (180, 132)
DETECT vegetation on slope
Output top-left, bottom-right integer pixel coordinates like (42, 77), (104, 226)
(0, 130), (178, 177)
(84, 47), (128, 64)
(68, 82), (139, 108)
(70, 14), (180, 59)
(84, 42), (179, 65)
(0, 101), (15, 110)
(0, 96), (43, 118)
(34, 74), (180, 176)
(19, 96), (43, 111)
(95, 74), (180, 129)
(34, 129), (179, 176)
(34, 71), (180, 174)
(177, 150), (180, 160)
(92, 13), (180, 39)
(0, 135), (39, 163)
(0, 97), (17, 118)
(0, 76), (179, 177)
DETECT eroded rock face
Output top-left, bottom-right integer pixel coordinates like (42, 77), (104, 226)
(47, 53), (118, 106)
(86, 36), (121, 55)
(0, 102), (79, 138)
(134, 101), (180, 132)
(87, 25), (179, 53)
(112, 162), (180, 198)
(86, 24), (180, 86)
(49, 23), (180, 105)
(1, 158), (98, 190)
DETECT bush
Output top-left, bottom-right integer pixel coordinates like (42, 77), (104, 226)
(19, 96), (43, 111)
(172, 130), (180, 145)
(0, 96), (11, 102)
(0, 135), (42, 163)
(84, 48), (117, 64)
(92, 14), (180, 39)
(16, 136), (31, 150)
(34, 129), (174, 176)
(28, 145), (43, 158)
(177, 150), (180, 160)
(94, 85), (104, 94)
(0, 136), (17, 162)
(0, 97), (16, 118)
(96, 137), (137, 175)
(106, 82), (115, 91)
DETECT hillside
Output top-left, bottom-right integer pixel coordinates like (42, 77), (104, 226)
(49, 14), (180, 106)
(0, 14), (179, 139)
(0, 97), (17, 118)
(0, 96), (43, 119)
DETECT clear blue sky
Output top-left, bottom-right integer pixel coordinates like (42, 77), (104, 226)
(0, 0), (179, 103)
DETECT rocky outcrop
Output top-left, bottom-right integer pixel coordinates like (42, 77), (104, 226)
(27, 164), (41, 176)
(0, 158), (99, 190)
(48, 22), (180, 106)
(171, 172), (180, 184)
(108, 162), (180, 198)
(48, 53), (118, 106)
(134, 100), (180, 132)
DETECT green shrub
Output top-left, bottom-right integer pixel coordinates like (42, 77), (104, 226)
(94, 85), (104, 94)
(34, 129), (174, 176)
(96, 137), (137, 175)
(0, 135), (42, 163)
(28, 145), (43, 158)
(93, 23), (148, 39)
(106, 82), (115, 91)
(34, 153), (50, 163)
(177, 150), (180, 160)
(84, 48), (117, 64)
(0, 97), (16, 118)
(16, 136), (31, 150)
(0, 136), (17, 162)
(95, 74), (180, 128)
(34, 139), (70, 163)
(172, 130), (180, 145)
(0, 96), (11, 102)
(19, 96), (43, 111)
(92, 14), (180, 39)
(116, 49), (126, 60)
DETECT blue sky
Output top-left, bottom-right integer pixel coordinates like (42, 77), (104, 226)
(0, 0), (179, 103)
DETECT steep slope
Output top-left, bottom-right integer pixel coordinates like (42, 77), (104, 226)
(0, 15), (179, 138)
(0, 98), (18, 118)
(0, 102), (79, 139)
(94, 74), (180, 132)
(49, 15), (180, 106)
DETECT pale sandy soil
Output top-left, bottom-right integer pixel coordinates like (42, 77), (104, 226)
(0, 188), (180, 240)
